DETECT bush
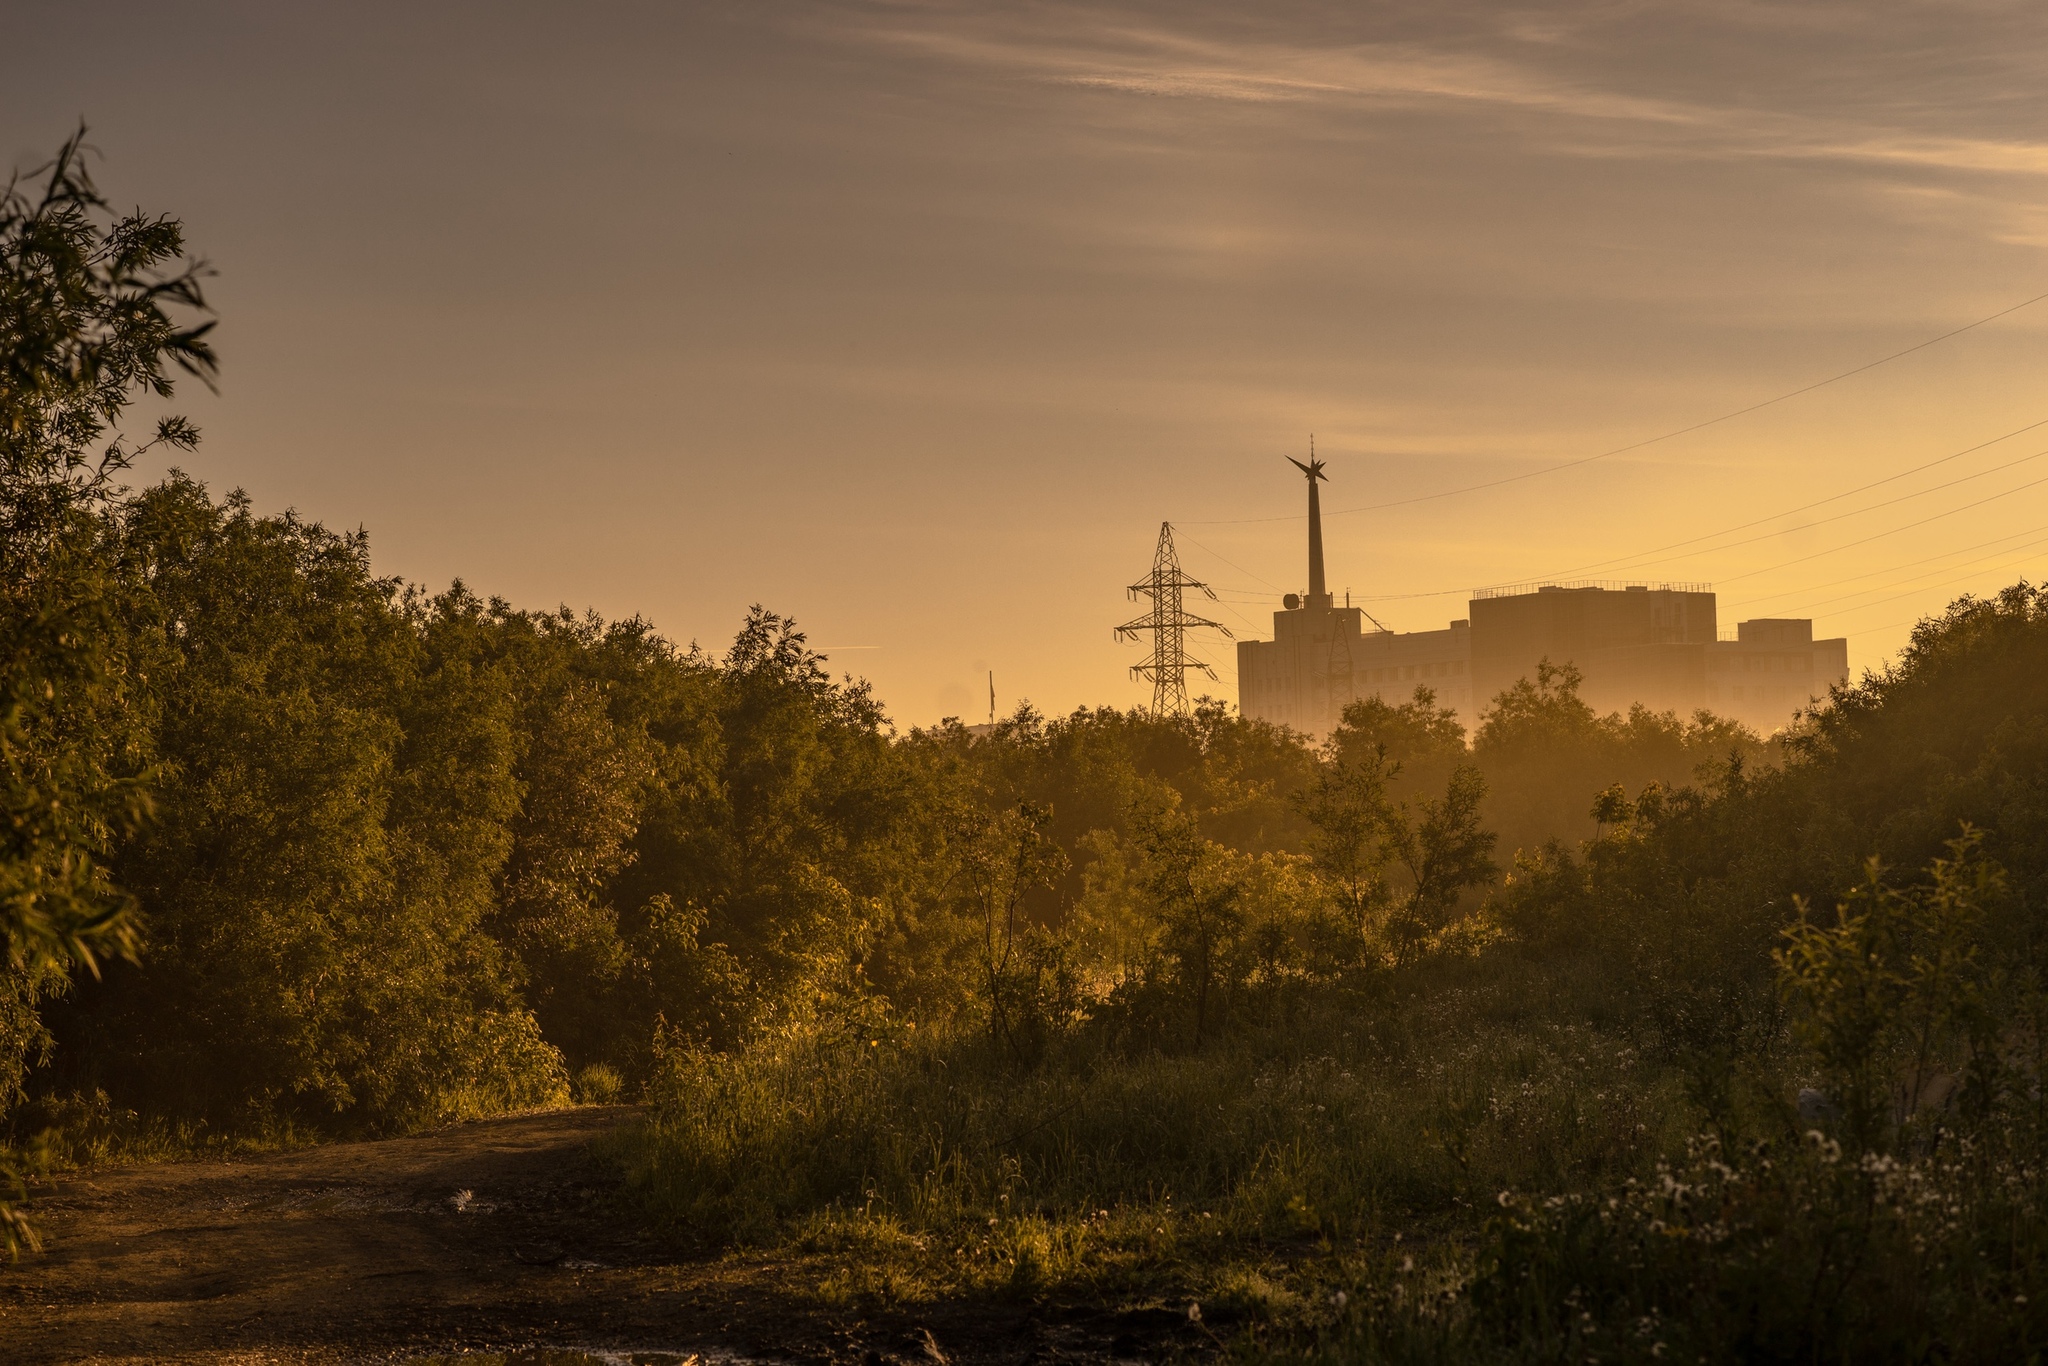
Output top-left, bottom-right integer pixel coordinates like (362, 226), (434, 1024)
(1309, 1128), (2048, 1364)
(611, 978), (1690, 1295)
(574, 1063), (623, 1105)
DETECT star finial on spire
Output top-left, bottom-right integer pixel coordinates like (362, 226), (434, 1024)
(1287, 434), (1326, 483)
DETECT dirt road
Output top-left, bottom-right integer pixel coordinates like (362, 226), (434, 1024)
(1, 1108), (1178, 1365)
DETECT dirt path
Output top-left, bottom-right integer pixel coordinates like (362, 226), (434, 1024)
(1, 1107), (1177, 1366)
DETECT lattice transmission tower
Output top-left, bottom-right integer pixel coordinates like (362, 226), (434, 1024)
(1115, 522), (1232, 717)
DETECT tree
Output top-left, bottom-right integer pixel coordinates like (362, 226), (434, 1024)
(1777, 834), (2006, 1151)
(1294, 747), (1396, 947)
(1296, 742), (1498, 962)
(1, 127), (212, 991)
(949, 800), (1071, 1063)
(1, 130), (214, 1257)
(60, 480), (566, 1131)
(1475, 658), (1767, 856)
(491, 677), (649, 1065)
(1131, 797), (1241, 1045)
(1329, 685), (1468, 800)
(1382, 764), (1497, 954)
(1785, 583), (2048, 909)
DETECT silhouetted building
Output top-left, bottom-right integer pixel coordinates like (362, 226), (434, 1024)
(1705, 618), (1850, 736)
(1237, 458), (1478, 734)
(1470, 581), (1717, 716)
(1233, 472), (1848, 737)
(1238, 600), (1473, 734)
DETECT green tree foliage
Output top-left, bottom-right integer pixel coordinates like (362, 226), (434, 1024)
(61, 480), (563, 1129)
(1778, 832), (2007, 1149)
(50, 564), (953, 1126)
(1383, 764), (1497, 951)
(1127, 796), (1245, 1046)
(1295, 747), (1396, 947)
(1475, 658), (1766, 856)
(1785, 582), (2048, 901)
(1296, 699), (1497, 964)
(948, 801), (1075, 1063)
(0, 130), (212, 1055)
(941, 700), (1317, 894)
(1327, 684), (1468, 800)
(1, 131), (214, 1256)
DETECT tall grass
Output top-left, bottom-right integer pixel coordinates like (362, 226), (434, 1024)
(1282, 1127), (2048, 1364)
(608, 827), (2048, 1360)
(607, 955), (1699, 1309)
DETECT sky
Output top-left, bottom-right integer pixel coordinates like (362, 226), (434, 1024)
(7, 1), (2048, 726)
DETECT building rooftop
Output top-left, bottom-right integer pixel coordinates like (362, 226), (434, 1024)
(1471, 580), (1713, 599)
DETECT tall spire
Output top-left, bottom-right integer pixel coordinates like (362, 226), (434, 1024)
(1288, 437), (1329, 608)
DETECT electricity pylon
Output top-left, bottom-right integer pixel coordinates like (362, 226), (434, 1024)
(1116, 521), (1231, 717)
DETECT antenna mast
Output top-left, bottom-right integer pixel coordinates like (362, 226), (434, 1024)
(1115, 522), (1232, 717)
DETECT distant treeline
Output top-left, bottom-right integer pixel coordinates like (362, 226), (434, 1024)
(0, 132), (1787, 1147)
(0, 127), (1972, 1141)
(7, 461), (1777, 1136)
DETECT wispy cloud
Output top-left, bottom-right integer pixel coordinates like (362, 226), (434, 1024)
(821, 4), (2048, 182)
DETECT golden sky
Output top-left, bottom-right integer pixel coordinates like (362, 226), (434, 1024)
(9, 2), (2048, 725)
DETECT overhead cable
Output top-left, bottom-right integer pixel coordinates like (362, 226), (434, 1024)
(1814, 549), (2048, 624)
(1732, 524), (2048, 610)
(1582, 444), (2048, 577)
(1769, 532), (2048, 618)
(1719, 471), (2048, 585)
(1184, 287), (2048, 526)
(1551, 416), (2048, 578)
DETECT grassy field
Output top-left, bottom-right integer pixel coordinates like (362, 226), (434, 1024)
(606, 944), (1707, 1329)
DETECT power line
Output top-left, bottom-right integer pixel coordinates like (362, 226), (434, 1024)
(1184, 288), (2048, 527)
(1841, 574), (2047, 642)
(1172, 527), (1288, 594)
(1718, 469), (2048, 586)
(1186, 591), (1267, 640)
(1551, 416), (2048, 578)
(1770, 532), (2048, 618)
(1154, 538), (1275, 640)
(1813, 547), (2048, 625)
(1213, 499), (2046, 637)
(1582, 443), (2048, 578)
(1730, 524), (2048, 610)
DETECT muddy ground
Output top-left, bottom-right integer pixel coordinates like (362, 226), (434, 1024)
(1, 1108), (1206, 1366)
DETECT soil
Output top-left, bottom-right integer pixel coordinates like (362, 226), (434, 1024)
(1, 1107), (1208, 1366)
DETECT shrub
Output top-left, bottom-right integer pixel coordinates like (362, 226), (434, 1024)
(574, 1063), (624, 1105)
